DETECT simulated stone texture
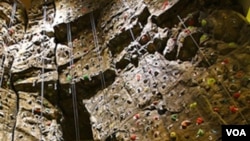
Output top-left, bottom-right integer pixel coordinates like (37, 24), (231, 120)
(0, 0), (249, 141)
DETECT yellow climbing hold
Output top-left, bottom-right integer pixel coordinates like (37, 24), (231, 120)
(170, 132), (177, 138)
(189, 102), (197, 109)
(207, 78), (216, 85)
(247, 7), (250, 23)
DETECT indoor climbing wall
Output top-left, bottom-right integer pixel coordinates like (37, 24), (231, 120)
(0, 0), (249, 141)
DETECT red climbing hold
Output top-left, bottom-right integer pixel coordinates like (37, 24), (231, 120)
(81, 7), (87, 13)
(34, 108), (41, 114)
(229, 105), (238, 113)
(187, 18), (195, 26)
(221, 58), (229, 65)
(8, 28), (14, 35)
(235, 71), (244, 78)
(133, 114), (140, 120)
(154, 115), (159, 120)
(130, 134), (137, 140)
(184, 29), (191, 34)
(46, 121), (51, 126)
(162, 0), (169, 10)
(136, 74), (141, 81)
(153, 100), (158, 105)
(233, 92), (241, 99)
(196, 117), (204, 125)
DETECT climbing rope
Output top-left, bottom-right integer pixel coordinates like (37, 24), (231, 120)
(38, 3), (48, 140)
(0, 0), (17, 88)
(9, 1), (17, 28)
(67, 22), (80, 141)
(177, 15), (249, 124)
(90, 12), (106, 90)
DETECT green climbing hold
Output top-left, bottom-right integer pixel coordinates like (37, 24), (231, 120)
(83, 74), (89, 80)
(197, 129), (205, 137)
(228, 42), (237, 47)
(171, 114), (178, 121)
(199, 34), (209, 44)
(67, 75), (72, 81)
(201, 19), (207, 27)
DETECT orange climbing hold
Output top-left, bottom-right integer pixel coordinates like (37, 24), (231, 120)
(213, 107), (220, 113)
(181, 120), (191, 129)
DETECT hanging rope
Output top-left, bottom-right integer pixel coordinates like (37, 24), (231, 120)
(0, 1), (17, 88)
(177, 15), (249, 124)
(41, 3), (47, 119)
(67, 22), (80, 141)
(38, 3), (48, 140)
(9, 1), (17, 28)
(90, 12), (106, 90)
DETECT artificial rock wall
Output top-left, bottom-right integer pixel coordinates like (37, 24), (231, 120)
(0, 0), (250, 141)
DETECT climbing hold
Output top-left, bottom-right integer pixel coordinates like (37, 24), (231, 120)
(136, 74), (141, 81)
(171, 114), (178, 121)
(133, 113), (140, 120)
(213, 107), (220, 113)
(184, 29), (191, 34)
(130, 134), (137, 140)
(221, 58), (229, 65)
(207, 78), (216, 86)
(197, 129), (205, 137)
(153, 115), (159, 120)
(187, 18), (195, 26)
(139, 34), (150, 45)
(170, 132), (177, 138)
(201, 19), (207, 27)
(233, 92), (241, 99)
(181, 120), (191, 129)
(8, 28), (14, 35)
(34, 108), (41, 114)
(46, 121), (51, 126)
(83, 74), (89, 80)
(67, 75), (72, 81)
(228, 42), (237, 47)
(235, 71), (244, 79)
(229, 105), (238, 113)
(199, 34), (209, 44)
(162, 0), (169, 10)
(221, 98), (229, 104)
(189, 102), (197, 109)
(196, 117), (204, 125)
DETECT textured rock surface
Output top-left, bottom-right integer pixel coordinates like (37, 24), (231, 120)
(0, 0), (249, 141)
